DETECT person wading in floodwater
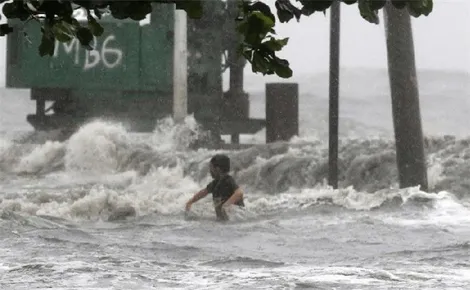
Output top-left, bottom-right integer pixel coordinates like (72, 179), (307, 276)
(185, 154), (245, 221)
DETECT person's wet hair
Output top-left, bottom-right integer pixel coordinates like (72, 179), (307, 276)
(210, 154), (230, 173)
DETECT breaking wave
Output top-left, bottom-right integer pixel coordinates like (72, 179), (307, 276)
(0, 117), (469, 222)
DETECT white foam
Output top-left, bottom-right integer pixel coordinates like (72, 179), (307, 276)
(64, 121), (132, 174)
(2, 162), (468, 225)
(149, 115), (205, 151)
(0, 118), (469, 227)
(382, 190), (470, 230)
(14, 141), (64, 174)
(0, 136), (12, 154)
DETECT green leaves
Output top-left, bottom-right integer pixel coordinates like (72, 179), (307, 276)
(129, 2), (153, 20)
(407, 0), (433, 17)
(2, 1), (29, 21)
(52, 21), (74, 42)
(39, 33), (55, 57)
(358, 0), (380, 24)
(108, 1), (153, 21)
(175, 0), (203, 19)
(39, 20), (55, 57)
(87, 14), (104, 37)
(391, 0), (407, 9)
(248, 37), (292, 78)
(370, 0), (387, 10)
(239, 11), (274, 44)
(263, 37), (288, 51)
(76, 27), (93, 49)
(238, 1), (292, 78)
(275, 0), (301, 23)
(109, 2), (132, 20)
(299, 0), (333, 16)
(354, 0), (432, 24)
(0, 24), (13, 36)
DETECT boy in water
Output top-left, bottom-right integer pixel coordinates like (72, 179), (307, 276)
(185, 154), (244, 221)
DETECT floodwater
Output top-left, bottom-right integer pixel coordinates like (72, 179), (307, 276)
(1, 69), (470, 289)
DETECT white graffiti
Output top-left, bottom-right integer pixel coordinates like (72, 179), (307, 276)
(53, 34), (123, 70)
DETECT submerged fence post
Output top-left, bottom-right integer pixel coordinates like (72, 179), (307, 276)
(265, 83), (299, 143)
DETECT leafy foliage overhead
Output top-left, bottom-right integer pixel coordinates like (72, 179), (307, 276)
(0, 0), (433, 78)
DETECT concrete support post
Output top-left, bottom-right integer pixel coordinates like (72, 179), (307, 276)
(265, 83), (299, 143)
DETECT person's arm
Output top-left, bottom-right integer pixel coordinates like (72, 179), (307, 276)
(223, 187), (244, 207)
(185, 188), (209, 211)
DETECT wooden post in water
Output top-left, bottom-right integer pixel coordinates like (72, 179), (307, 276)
(328, 0), (341, 189)
(265, 83), (299, 143)
(173, 7), (188, 123)
(384, 2), (428, 191)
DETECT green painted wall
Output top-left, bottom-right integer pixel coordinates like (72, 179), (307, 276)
(7, 5), (174, 93)
(6, 2), (230, 130)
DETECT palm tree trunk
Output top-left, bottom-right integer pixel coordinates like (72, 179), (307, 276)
(384, 2), (428, 191)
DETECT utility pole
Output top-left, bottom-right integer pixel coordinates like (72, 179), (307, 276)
(384, 2), (428, 191)
(328, 0), (341, 189)
(173, 7), (188, 123)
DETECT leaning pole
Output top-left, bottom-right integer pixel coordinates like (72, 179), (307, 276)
(384, 2), (428, 191)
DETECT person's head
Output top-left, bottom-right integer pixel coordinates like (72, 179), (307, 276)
(209, 154), (230, 179)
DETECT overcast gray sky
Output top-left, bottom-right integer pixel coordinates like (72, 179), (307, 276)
(248, 0), (470, 78)
(0, 0), (468, 87)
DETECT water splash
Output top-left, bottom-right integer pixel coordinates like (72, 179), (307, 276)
(64, 121), (132, 174)
(1, 118), (470, 222)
